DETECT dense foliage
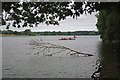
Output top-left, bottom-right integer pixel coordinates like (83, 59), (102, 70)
(96, 6), (120, 43)
(1, 2), (120, 42)
(3, 2), (119, 28)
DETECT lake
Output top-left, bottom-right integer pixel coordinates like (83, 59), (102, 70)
(2, 35), (119, 78)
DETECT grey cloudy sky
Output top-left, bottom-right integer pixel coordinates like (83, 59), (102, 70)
(0, 12), (98, 32)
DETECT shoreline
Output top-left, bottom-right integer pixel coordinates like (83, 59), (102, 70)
(0, 34), (100, 36)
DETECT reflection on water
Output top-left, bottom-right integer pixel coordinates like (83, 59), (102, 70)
(2, 36), (119, 79)
(97, 42), (120, 79)
(2, 36), (100, 78)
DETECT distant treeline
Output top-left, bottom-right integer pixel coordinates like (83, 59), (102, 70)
(0, 29), (99, 36)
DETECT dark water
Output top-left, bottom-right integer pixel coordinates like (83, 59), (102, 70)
(1, 36), (119, 78)
(97, 42), (120, 78)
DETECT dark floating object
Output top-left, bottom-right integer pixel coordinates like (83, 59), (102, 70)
(59, 37), (75, 40)
(29, 39), (93, 57)
(45, 54), (52, 56)
(73, 35), (77, 38)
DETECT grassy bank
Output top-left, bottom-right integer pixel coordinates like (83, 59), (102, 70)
(0, 34), (17, 36)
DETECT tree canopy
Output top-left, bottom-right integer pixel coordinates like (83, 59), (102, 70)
(2, 2), (119, 28)
(96, 5), (120, 43)
(1, 1), (120, 43)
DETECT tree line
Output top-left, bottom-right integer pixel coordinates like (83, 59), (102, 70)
(1, 2), (120, 43)
(0, 29), (99, 36)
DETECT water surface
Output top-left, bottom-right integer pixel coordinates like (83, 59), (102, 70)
(2, 35), (118, 78)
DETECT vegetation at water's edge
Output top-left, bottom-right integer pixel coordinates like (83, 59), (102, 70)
(1, 2), (120, 43)
(0, 29), (99, 36)
(96, 6), (120, 43)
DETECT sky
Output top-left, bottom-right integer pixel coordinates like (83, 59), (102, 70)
(0, 12), (98, 32)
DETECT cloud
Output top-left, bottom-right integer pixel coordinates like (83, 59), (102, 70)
(31, 13), (98, 32)
(0, 13), (98, 31)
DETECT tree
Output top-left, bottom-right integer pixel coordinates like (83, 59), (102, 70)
(23, 29), (35, 36)
(96, 6), (120, 43)
(2, 2), (119, 28)
(1, 2), (120, 42)
(0, 29), (2, 34)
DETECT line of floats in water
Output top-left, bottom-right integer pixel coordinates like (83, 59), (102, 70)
(59, 36), (77, 40)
